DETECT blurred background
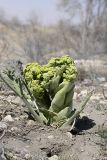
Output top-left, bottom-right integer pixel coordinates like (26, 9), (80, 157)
(0, 0), (107, 80)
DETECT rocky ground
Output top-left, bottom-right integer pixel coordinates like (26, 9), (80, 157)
(0, 59), (107, 160)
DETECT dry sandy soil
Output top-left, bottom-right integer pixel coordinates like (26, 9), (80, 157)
(0, 56), (107, 160)
(0, 78), (107, 160)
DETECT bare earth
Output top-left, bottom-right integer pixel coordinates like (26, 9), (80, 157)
(0, 79), (107, 160)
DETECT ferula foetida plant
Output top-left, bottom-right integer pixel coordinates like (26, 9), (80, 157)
(0, 55), (92, 128)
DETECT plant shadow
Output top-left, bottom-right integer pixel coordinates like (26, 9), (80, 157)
(70, 117), (96, 135)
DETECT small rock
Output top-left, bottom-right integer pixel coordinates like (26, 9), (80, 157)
(81, 148), (85, 152)
(12, 155), (17, 160)
(26, 120), (35, 126)
(14, 117), (20, 121)
(103, 82), (107, 88)
(73, 92), (78, 100)
(36, 137), (41, 142)
(48, 135), (54, 139)
(0, 122), (7, 131)
(12, 96), (25, 106)
(24, 153), (32, 159)
(20, 115), (28, 120)
(91, 95), (101, 101)
(20, 148), (29, 157)
(11, 127), (21, 132)
(66, 132), (73, 139)
(3, 115), (14, 123)
(80, 113), (88, 118)
(83, 79), (92, 85)
(97, 77), (106, 82)
(48, 155), (58, 160)
(79, 90), (88, 97)
(7, 152), (14, 158)
(99, 100), (107, 105)
(100, 82), (107, 88)
(6, 95), (15, 102)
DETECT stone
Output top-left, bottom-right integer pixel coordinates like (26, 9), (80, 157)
(97, 77), (106, 82)
(100, 82), (107, 88)
(66, 132), (73, 139)
(99, 100), (107, 105)
(6, 95), (15, 102)
(26, 120), (35, 127)
(83, 79), (92, 85)
(12, 155), (17, 160)
(48, 155), (58, 160)
(3, 115), (14, 123)
(79, 90), (88, 97)
(8, 152), (13, 158)
(12, 96), (25, 106)
(14, 117), (20, 121)
(11, 127), (21, 132)
(47, 135), (54, 139)
(81, 148), (85, 152)
(24, 153), (32, 159)
(103, 82), (107, 88)
(20, 115), (28, 120)
(0, 122), (7, 131)
(73, 92), (78, 100)
(91, 95), (101, 101)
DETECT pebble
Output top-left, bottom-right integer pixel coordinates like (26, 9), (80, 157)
(24, 153), (32, 159)
(81, 148), (85, 152)
(20, 115), (28, 120)
(97, 77), (106, 82)
(0, 122), (7, 131)
(12, 96), (25, 106)
(26, 120), (35, 126)
(7, 152), (14, 158)
(83, 79), (92, 85)
(66, 132), (73, 139)
(103, 82), (107, 88)
(3, 115), (14, 123)
(47, 135), (54, 139)
(90, 95), (101, 101)
(79, 90), (88, 97)
(20, 148), (29, 157)
(99, 100), (107, 105)
(73, 92), (78, 100)
(48, 155), (58, 160)
(11, 127), (21, 132)
(14, 117), (20, 121)
(100, 82), (107, 88)
(6, 95), (15, 102)
(12, 155), (17, 159)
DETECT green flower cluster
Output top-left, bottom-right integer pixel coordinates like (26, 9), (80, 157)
(23, 55), (77, 98)
(47, 55), (77, 82)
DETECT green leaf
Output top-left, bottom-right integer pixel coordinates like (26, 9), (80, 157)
(53, 107), (69, 122)
(40, 108), (57, 117)
(49, 82), (74, 113)
(61, 90), (93, 128)
(0, 71), (22, 97)
(64, 83), (74, 107)
(49, 75), (61, 96)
